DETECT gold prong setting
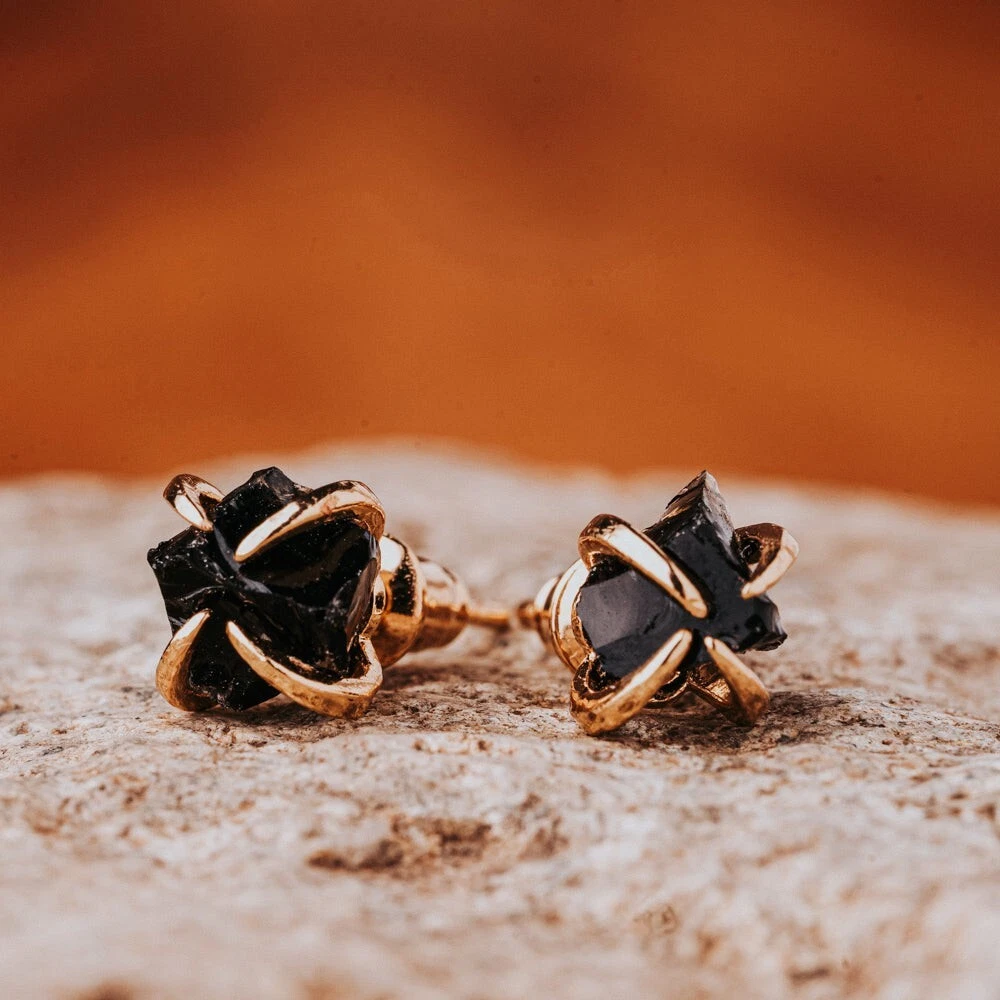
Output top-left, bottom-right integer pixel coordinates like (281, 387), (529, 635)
(736, 523), (800, 599)
(533, 472), (798, 733)
(154, 608), (217, 711)
(233, 481), (385, 564)
(225, 621), (383, 719)
(149, 467), (387, 717)
(570, 629), (694, 734)
(578, 514), (709, 618)
(162, 474), (224, 532)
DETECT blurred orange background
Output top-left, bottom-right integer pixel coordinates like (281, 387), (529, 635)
(2, 1), (998, 503)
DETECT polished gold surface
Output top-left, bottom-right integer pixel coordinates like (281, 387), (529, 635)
(370, 533), (423, 667)
(515, 579), (556, 635)
(570, 629), (694, 735)
(374, 535), (510, 664)
(550, 561), (597, 671)
(162, 474), (224, 532)
(226, 622), (383, 719)
(695, 636), (771, 725)
(517, 561), (592, 672)
(737, 523), (800, 599)
(520, 508), (797, 733)
(465, 607), (514, 629)
(233, 480), (386, 563)
(154, 609), (216, 711)
(578, 514), (708, 619)
(409, 558), (473, 653)
(154, 472), (507, 719)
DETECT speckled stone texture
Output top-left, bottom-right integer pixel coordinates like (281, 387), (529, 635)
(1, 444), (999, 1000)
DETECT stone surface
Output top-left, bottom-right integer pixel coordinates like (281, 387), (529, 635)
(577, 471), (786, 680)
(148, 468), (379, 709)
(2, 442), (1000, 1000)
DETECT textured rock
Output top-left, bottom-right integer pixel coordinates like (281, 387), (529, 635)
(1, 443), (1000, 1000)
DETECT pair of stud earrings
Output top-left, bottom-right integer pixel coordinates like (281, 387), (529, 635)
(148, 467), (798, 735)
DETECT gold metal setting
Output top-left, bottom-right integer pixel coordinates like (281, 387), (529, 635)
(233, 481), (385, 563)
(163, 474), (224, 532)
(571, 630), (694, 735)
(155, 608), (216, 712)
(736, 522), (800, 599)
(519, 508), (798, 734)
(154, 474), (508, 719)
(225, 623), (384, 720)
(694, 636), (771, 725)
(578, 514), (709, 618)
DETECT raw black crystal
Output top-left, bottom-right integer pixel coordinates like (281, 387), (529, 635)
(575, 472), (786, 681)
(148, 467), (379, 710)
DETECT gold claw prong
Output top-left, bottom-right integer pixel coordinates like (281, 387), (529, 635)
(233, 481), (386, 563)
(697, 635), (770, 725)
(225, 621), (383, 718)
(155, 609), (216, 712)
(163, 474), (224, 532)
(578, 515), (709, 619)
(570, 628), (694, 735)
(737, 523), (800, 598)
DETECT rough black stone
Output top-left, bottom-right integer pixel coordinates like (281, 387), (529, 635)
(575, 472), (786, 681)
(148, 467), (379, 710)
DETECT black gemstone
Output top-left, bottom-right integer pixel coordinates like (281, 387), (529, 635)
(148, 467), (379, 710)
(575, 472), (786, 681)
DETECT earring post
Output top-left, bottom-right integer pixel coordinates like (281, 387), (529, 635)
(465, 606), (513, 630)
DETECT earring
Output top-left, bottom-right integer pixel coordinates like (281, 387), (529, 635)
(148, 467), (508, 719)
(517, 472), (798, 735)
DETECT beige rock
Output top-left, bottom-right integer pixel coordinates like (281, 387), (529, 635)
(1, 443), (999, 1000)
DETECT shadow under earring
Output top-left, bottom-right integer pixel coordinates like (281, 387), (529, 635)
(148, 467), (508, 719)
(517, 472), (798, 735)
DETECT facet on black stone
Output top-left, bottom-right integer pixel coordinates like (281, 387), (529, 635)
(148, 467), (380, 710)
(575, 472), (786, 681)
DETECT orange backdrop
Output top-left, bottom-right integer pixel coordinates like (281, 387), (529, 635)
(2, 2), (998, 503)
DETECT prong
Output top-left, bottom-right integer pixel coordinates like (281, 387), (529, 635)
(578, 515), (709, 619)
(234, 481), (386, 563)
(155, 609), (216, 711)
(163, 474), (224, 532)
(570, 628), (694, 735)
(225, 621), (383, 718)
(737, 523), (800, 598)
(553, 560), (592, 671)
(694, 635), (770, 725)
